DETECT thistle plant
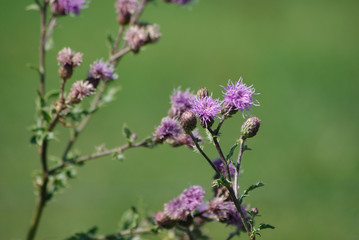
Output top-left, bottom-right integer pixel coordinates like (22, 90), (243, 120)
(26, 0), (273, 240)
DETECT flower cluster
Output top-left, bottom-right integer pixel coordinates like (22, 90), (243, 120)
(51, 0), (86, 16)
(191, 95), (222, 128)
(156, 186), (205, 228)
(124, 24), (161, 52)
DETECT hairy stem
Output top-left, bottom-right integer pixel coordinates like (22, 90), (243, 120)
(234, 137), (245, 198)
(38, 2), (47, 97)
(188, 132), (221, 177)
(208, 127), (231, 181)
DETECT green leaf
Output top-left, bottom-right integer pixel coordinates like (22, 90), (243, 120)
(113, 152), (125, 161)
(258, 223), (275, 230)
(65, 226), (98, 240)
(25, 4), (40, 11)
(45, 90), (60, 101)
(99, 86), (121, 106)
(212, 174), (231, 188)
(205, 128), (213, 143)
(239, 182), (264, 204)
(26, 63), (39, 73)
(226, 143), (238, 160)
(41, 110), (52, 123)
(122, 123), (132, 141)
(119, 207), (139, 231)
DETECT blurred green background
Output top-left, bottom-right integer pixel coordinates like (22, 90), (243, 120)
(1, 0), (359, 239)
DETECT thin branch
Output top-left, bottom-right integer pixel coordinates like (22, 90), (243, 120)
(112, 25), (124, 54)
(109, 46), (131, 63)
(214, 116), (226, 135)
(188, 132), (221, 176)
(52, 140), (153, 175)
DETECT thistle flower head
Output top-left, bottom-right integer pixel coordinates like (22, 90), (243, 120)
(192, 95), (222, 128)
(124, 25), (148, 52)
(222, 77), (259, 114)
(89, 59), (117, 81)
(57, 47), (83, 67)
(66, 80), (95, 104)
(154, 117), (183, 142)
(163, 185), (205, 221)
(169, 88), (195, 119)
(212, 158), (236, 178)
(52, 0), (87, 16)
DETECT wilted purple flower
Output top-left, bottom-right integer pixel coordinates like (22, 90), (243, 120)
(154, 117), (183, 142)
(89, 59), (118, 80)
(212, 158), (236, 178)
(52, 0), (86, 16)
(172, 0), (191, 5)
(163, 185), (205, 221)
(192, 96), (222, 127)
(170, 129), (202, 149)
(115, 0), (139, 15)
(180, 185), (205, 211)
(168, 88), (195, 119)
(124, 25), (148, 52)
(57, 47), (83, 67)
(208, 197), (248, 228)
(222, 78), (259, 113)
(66, 80), (95, 104)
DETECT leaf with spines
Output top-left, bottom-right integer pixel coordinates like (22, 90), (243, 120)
(239, 182), (264, 204)
(226, 142), (238, 160)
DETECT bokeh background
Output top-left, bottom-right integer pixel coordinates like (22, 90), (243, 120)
(1, 0), (359, 239)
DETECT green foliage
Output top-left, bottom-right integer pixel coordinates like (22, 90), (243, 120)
(98, 87), (121, 107)
(46, 165), (77, 201)
(250, 223), (275, 238)
(119, 207), (140, 231)
(238, 182), (264, 204)
(68, 105), (92, 122)
(65, 226), (98, 240)
(212, 174), (231, 188)
(226, 142), (238, 161)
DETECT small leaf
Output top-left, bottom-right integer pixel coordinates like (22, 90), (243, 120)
(98, 86), (121, 106)
(258, 223), (275, 230)
(226, 143), (238, 160)
(26, 63), (40, 73)
(122, 123), (132, 141)
(119, 207), (139, 230)
(205, 128), (213, 143)
(239, 182), (264, 204)
(25, 4), (40, 11)
(107, 32), (115, 49)
(113, 152), (125, 161)
(41, 110), (52, 123)
(45, 90), (60, 101)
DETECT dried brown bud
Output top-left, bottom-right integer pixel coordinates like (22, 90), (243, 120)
(117, 12), (130, 25)
(180, 111), (197, 133)
(58, 64), (73, 80)
(197, 87), (209, 98)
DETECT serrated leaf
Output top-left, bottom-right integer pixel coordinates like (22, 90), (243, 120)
(25, 4), (40, 11)
(258, 223), (275, 230)
(226, 143), (238, 160)
(239, 182), (264, 204)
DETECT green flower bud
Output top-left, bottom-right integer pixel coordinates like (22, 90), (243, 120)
(241, 117), (261, 139)
(180, 111), (197, 133)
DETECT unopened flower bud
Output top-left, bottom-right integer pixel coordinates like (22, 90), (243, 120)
(197, 87), (208, 98)
(180, 111), (197, 133)
(251, 207), (259, 215)
(221, 102), (238, 117)
(58, 64), (73, 80)
(155, 211), (175, 229)
(117, 12), (130, 25)
(241, 116), (261, 139)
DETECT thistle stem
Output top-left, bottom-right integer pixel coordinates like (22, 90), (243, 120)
(234, 137), (245, 198)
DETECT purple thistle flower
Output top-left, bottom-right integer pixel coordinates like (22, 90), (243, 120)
(52, 0), (86, 16)
(163, 185), (205, 221)
(191, 96), (222, 128)
(168, 88), (195, 119)
(179, 185), (205, 211)
(124, 25), (148, 52)
(154, 117), (183, 142)
(66, 80), (95, 104)
(89, 59), (118, 81)
(222, 78), (259, 113)
(115, 0), (139, 15)
(57, 47), (83, 67)
(212, 158), (236, 178)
